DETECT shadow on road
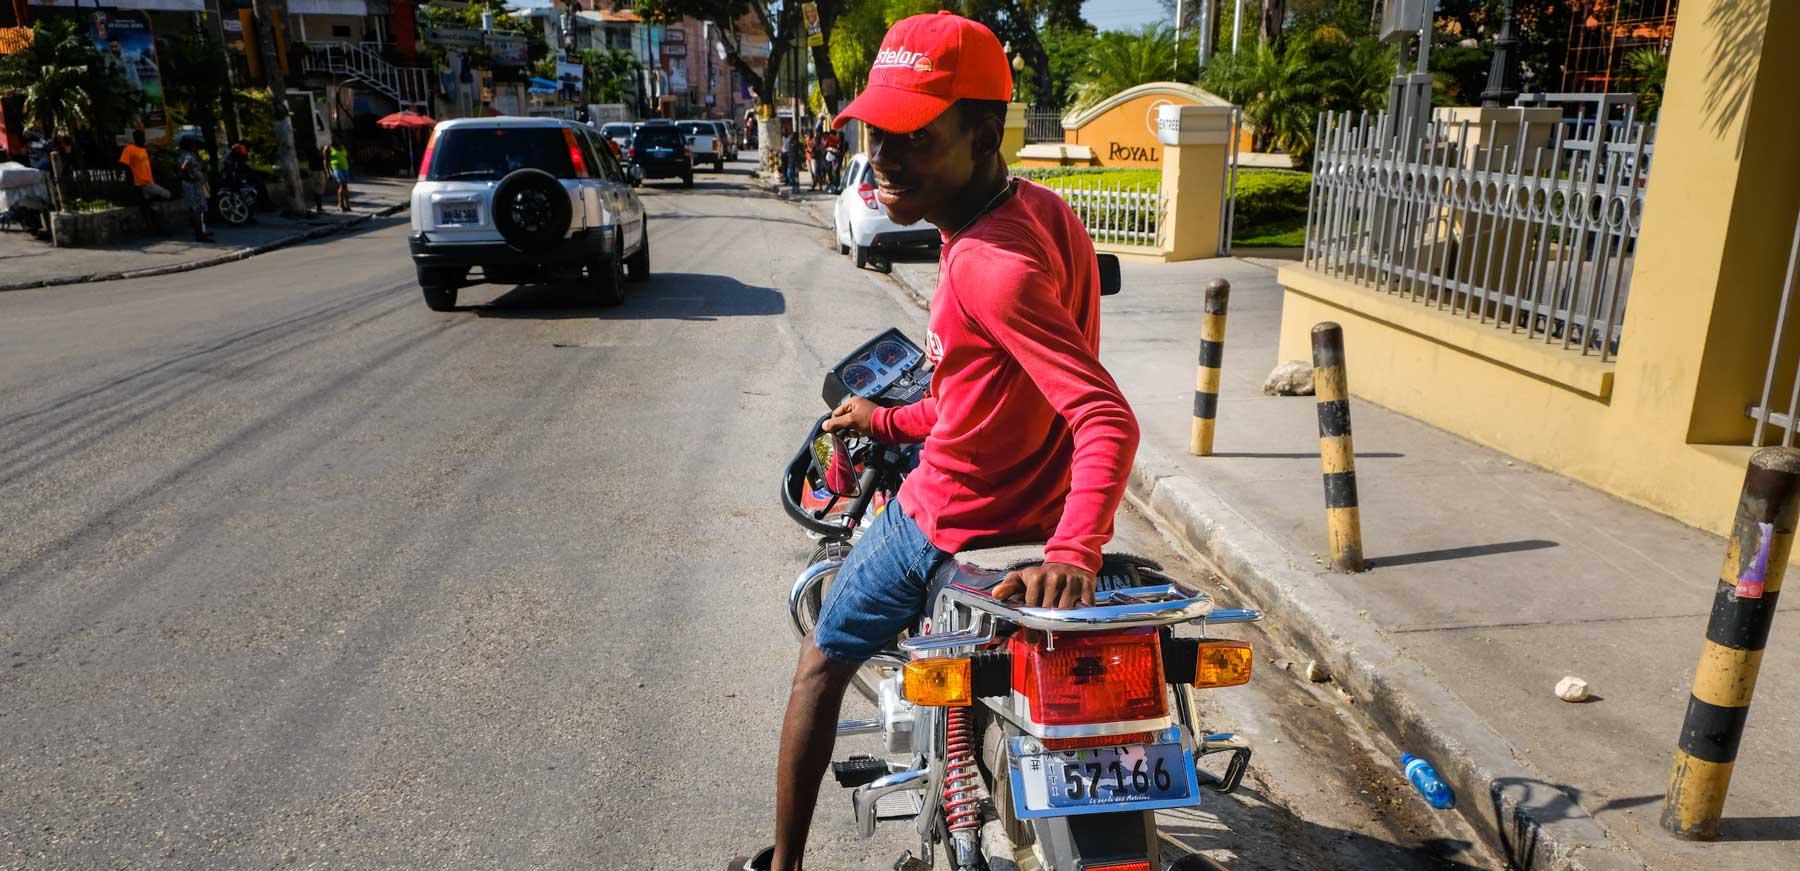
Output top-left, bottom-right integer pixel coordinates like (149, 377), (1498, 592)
(472, 272), (783, 321)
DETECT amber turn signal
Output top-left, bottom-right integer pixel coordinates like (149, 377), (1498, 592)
(902, 657), (972, 706)
(1194, 640), (1253, 688)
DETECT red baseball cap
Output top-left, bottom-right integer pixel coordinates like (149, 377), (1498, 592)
(832, 11), (1013, 134)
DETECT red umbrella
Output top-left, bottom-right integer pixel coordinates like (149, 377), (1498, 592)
(377, 112), (437, 176)
(376, 111), (437, 130)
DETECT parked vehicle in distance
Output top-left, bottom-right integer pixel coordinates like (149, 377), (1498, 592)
(832, 152), (939, 271)
(676, 121), (724, 172)
(409, 117), (650, 311)
(600, 122), (634, 154)
(631, 122), (694, 187)
(707, 120), (738, 162)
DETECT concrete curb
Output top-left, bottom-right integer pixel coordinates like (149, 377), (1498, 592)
(0, 202), (408, 293)
(1127, 447), (1645, 871)
(803, 179), (1652, 869)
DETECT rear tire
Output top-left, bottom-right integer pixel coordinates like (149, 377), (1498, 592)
(591, 243), (626, 306)
(626, 221), (650, 282)
(854, 244), (870, 269)
(839, 240), (850, 255)
(420, 284), (457, 312)
(682, 173), (694, 188)
(714, 158), (724, 172)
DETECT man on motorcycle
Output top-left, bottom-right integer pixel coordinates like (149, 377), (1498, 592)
(732, 12), (1140, 871)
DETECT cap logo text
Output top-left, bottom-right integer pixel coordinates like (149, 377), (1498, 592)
(873, 47), (934, 73)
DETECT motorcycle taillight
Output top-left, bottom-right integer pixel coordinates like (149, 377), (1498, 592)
(1009, 627), (1166, 728)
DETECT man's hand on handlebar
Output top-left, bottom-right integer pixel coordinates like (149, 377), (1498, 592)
(992, 562), (1097, 610)
(823, 396), (879, 438)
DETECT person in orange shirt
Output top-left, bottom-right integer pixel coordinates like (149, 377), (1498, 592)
(119, 129), (170, 234)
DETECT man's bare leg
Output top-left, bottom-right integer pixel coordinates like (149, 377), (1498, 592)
(771, 643), (861, 871)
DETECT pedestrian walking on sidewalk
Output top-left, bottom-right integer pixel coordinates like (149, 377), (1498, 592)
(119, 129), (170, 235)
(324, 142), (352, 213)
(177, 137), (214, 243)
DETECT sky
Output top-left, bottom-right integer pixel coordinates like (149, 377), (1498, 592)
(1082, 0), (1173, 32)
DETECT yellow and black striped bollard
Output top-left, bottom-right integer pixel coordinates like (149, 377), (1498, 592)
(1312, 322), (1364, 573)
(1190, 279), (1230, 456)
(1662, 446), (1800, 839)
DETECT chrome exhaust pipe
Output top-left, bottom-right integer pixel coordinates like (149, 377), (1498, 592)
(851, 767), (928, 838)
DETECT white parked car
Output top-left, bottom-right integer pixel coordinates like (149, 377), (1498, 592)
(676, 120), (725, 172)
(832, 152), (940, 271)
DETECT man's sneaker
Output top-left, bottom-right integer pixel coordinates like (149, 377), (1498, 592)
(726, 846), (774, 871)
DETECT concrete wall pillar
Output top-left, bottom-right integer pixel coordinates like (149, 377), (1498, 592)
(1002, 101), (1026, 165)
(1156, 103), (1233, 262)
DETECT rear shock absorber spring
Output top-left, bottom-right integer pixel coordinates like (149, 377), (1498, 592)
(942, 706), (987, 834)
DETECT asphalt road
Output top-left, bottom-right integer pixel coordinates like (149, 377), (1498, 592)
(0, 165), (1496, 871)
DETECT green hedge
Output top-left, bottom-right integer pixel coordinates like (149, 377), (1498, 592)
(1231, 169), (1311, 227)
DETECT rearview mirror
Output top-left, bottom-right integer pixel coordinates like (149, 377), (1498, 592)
(1098, 254), (1122, 296)
(812, 432), (862, 497)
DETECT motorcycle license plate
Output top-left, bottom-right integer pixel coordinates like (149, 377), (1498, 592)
(1007, 739), (1199, 819)
(439, 205), (478, 225)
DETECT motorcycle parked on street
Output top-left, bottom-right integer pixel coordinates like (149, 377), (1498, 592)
(779, 257), (1260, 870)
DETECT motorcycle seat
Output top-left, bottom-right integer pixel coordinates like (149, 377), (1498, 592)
(923, 545), (1166, 614)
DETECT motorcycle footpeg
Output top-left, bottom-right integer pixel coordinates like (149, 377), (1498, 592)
(892, 851), (931, 871)
(832, 754), (890, 788)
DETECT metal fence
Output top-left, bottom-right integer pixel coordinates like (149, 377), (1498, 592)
(1304, 108), (1656, 362)
(1043, 180), (1163, 248)
(1748, 205), (1800, 446)
(1025, 107), (1064, 144)
(52, 167), (139, 210)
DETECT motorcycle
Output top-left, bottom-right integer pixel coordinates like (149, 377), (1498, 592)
(781, 257), (1259, 870)
(212, 170), (261, 226)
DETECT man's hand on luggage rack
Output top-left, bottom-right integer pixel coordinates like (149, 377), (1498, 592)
(991, 562), (1096, 610)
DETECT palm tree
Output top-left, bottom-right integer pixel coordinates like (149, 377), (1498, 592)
(1622, 47), (1668, 119)
(1202, 36), (1323, 158)
(0, 18), (138, 139)
(1069, 24), (1196, 110)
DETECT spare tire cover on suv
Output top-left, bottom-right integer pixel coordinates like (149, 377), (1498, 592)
(492, 168), (573, 254)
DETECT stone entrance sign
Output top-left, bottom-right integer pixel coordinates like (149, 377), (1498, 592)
(1017, 82), (1236, 168)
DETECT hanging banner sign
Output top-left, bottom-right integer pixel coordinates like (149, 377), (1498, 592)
(90, 10), (167, 144)
(803, 2), (823, 47)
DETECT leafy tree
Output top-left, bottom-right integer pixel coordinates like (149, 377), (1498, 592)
(1068, 24), (1196, 110)
(578, 48), (638, 104)
(942, 0), (1086, 111)
(1033, 23), (1095, 109)
(637, 0), (817, 168)
(0, 17), (138, 142)
(158, 30), (232, 167)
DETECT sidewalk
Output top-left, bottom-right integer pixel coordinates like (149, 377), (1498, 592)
(776, 189), (1799, 870)
(0, 177), (413, 291)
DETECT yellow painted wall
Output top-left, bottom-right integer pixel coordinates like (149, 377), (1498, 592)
(1275, 0), (1800, 545)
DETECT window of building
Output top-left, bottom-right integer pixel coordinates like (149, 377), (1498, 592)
(331, 25), (353, 38)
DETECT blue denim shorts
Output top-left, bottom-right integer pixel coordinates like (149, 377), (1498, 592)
(812, 499), (950, 664)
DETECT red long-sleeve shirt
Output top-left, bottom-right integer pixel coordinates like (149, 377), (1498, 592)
(870, 180), (1139, 572)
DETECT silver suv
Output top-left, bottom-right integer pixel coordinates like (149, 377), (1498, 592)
(408, 117), (649, 311)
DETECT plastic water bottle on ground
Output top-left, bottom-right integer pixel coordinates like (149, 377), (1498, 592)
(1401, 753), (1456, 809)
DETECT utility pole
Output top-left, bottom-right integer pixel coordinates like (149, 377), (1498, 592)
(10, 0), (31, 27)
(1175, 0), (1184, 76)
(1232, 0), (1244, 54)
(249, 0), (305, 215)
